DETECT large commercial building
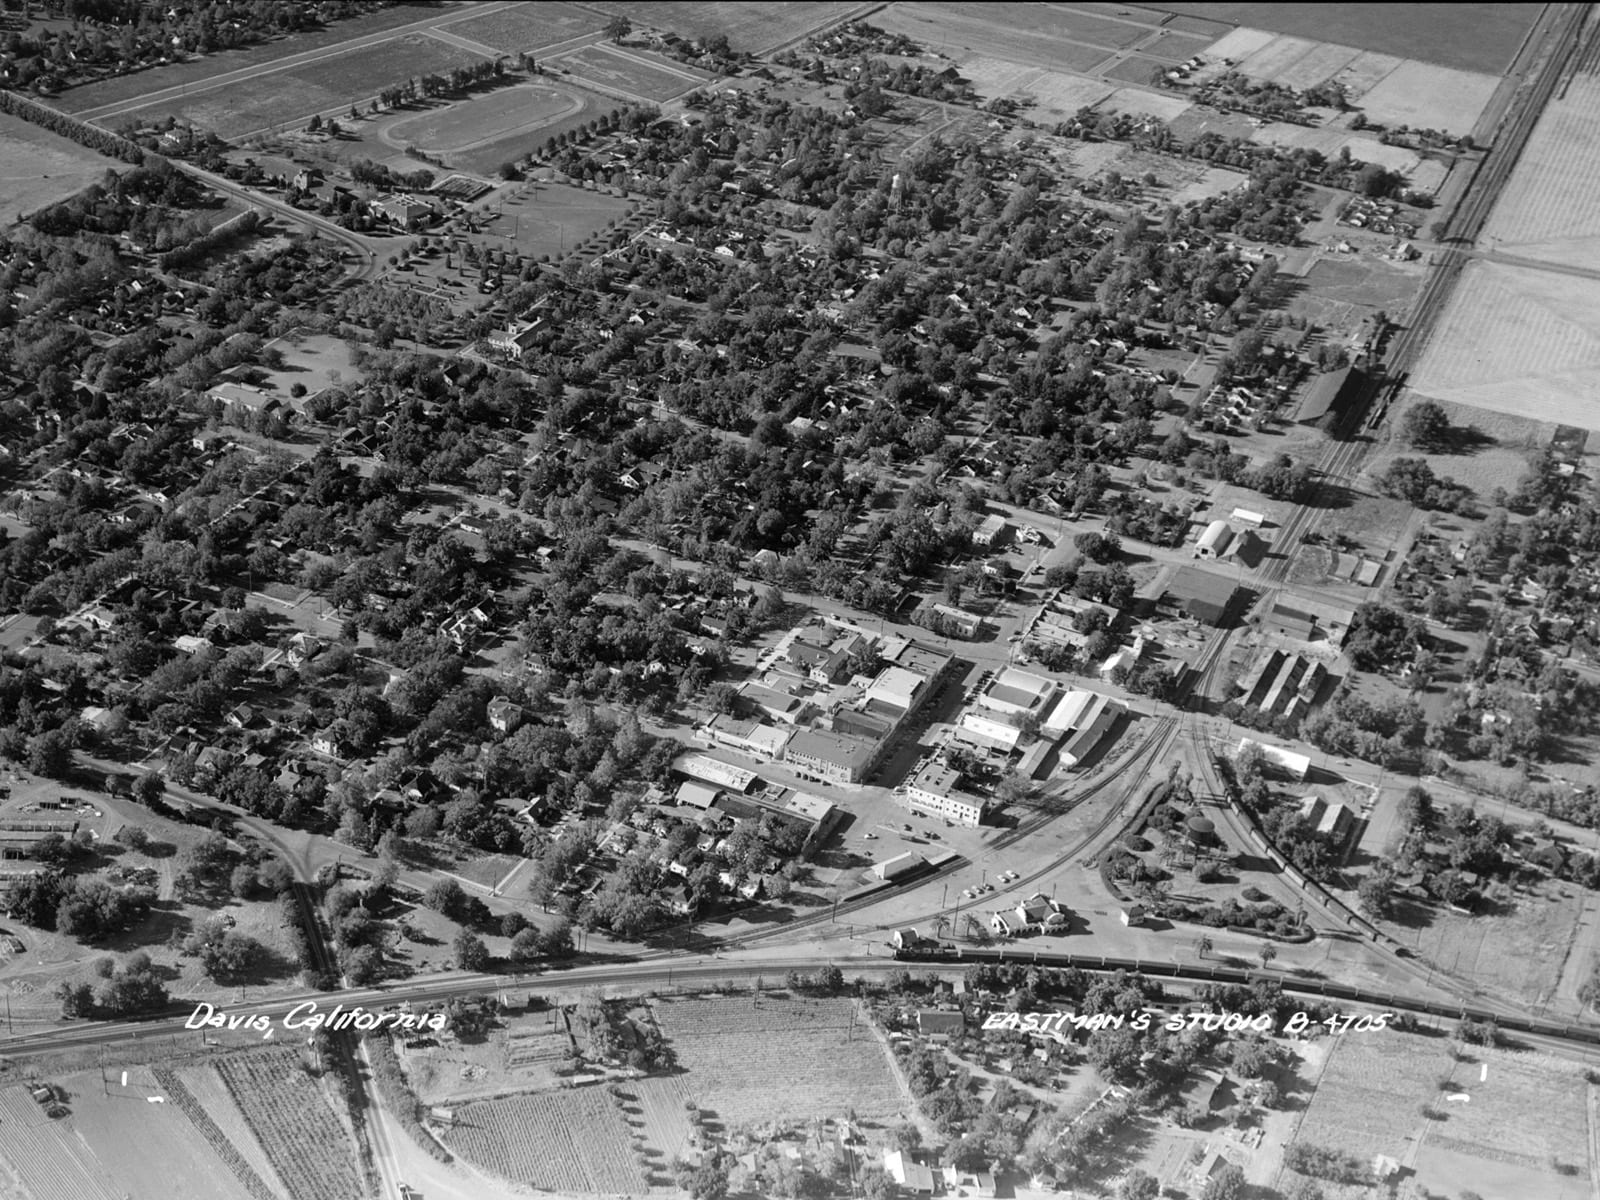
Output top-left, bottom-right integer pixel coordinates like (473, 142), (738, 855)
(784, 727), (879, 784)
(903, 760), (988, 827)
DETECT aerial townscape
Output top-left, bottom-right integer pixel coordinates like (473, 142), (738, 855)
(1, 1), (1599, 1198)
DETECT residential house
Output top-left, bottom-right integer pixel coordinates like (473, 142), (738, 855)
(488, 697), (524, 734)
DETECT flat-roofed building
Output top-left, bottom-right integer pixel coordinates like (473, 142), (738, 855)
(674, 753), (759, 793)
(784, 727), (878, 784)
(865, 665), (925, 712)
(736, 682), (809, 724)
(676, 781), (721, 809)
(971, 513), (1009, 548)
(959, 711), (1022, 752)
(904, 759), (988, 827)
(703, 714), (792, 761)
(978, 667), (1056, 716)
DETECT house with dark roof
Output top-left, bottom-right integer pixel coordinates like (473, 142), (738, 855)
(1162, 566), (1239, 627)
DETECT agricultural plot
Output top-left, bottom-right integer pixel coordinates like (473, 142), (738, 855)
(1010, 70), (1115, 121)
(388, 84), (582, 154)
(0, 1073), (258, 1200)
(620, 1074), (697, 1163)
(1234, 33), (1323, 82)
(214, 1047), (365, 1200)
(1355, 59), (1498, 138)
(439, 2), (602, 52)
(1144, 3), (1539, 74)
(0, 111), (117, 227)
(443, 1087), (647, 1193)
(1096, 86), (1195, 122)
(1291, 1031), (1591, 1197)
(123, 34), (489, 140)
(169, 1062), (292, 1199)
(1408, 259), (1600, 432)
(650, 995), (912, 1127)
(1326, 49), (1406, 100)
(874, 2), (1144, 74)
(1482, 76), (1600, 271)
(1102, 56), (1163, 86)
(554, 43), (709, 103)
(582, 1), (838, 54)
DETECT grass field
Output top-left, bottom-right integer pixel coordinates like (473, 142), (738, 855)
(0, 1072), (255, 1200)
(475, 179), (634, 261)
(582, 2), (842, 54)
(1482, 75), (1600, 271)
(127, 33), (489, 140)
(1288, 1031), (1591, 1197)
(388, 84), (581, 153)
(60, 1), (463, 114)
(554, 43), (708, 102)
(439, 2), (602, 52)
(650, 994), (913, 1127)
(1403, 877), (1584, 1007)
(255, 330), (364, 398)
(0, 110), (117, 227)
(1143, 3), (1538, 74)
(1408, 259), (1600, 432)
(443, 1087), (648, 1192)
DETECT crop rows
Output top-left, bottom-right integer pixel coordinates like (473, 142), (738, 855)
(152, 1068), (279, 1200)
(215, 1050), (363, 1200)
(0, 1088), (120, 1200)
(443, 1088), (646, 1193)
(170, 1063), (290, 1197)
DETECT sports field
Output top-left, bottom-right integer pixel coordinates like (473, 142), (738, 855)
(1142, 3), (1539, 74)
(0, 110), (116, 226)
(554, 43), (709, 102)
(389, 84), (582, 154)
(474, 180), (634, 260)
(1408, 259), (1600, 433)
(123, 33), (489, 140)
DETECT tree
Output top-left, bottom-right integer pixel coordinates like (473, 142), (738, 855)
(1202, 1161), (1246, 1200)
(424, 878), (467, 920)
(1196, 934), (1213, 959)
(133, 771), (166, 806)
(55, 980), (95, 1018)
(1401, 399), (1451, 451)
(453, 929), (490, 970)
(1117, 1169), (1160, 1200)
(1258, 942), (1277, 970)
(1357, 865), (1396, 919)
(605, 14), (632, 41)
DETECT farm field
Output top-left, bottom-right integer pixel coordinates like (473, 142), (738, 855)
(123, 34), (489, 140)
(0, 1072), (254, 1200)
(1286, 1030), (1591, 1197)
(875, 2), (1163, 75)
(1144, 3), (1539, 74)
(1481, 75), (1600, 272)
(618, 1074), (697, 1164)
(402, 1007), (574, 1104)
(1407, 259), (1600, 432)
(439, 2), (602, 52)
(650, 995), (913, 1127)
(0, 111), (117, 226)
(582, 2), (856, 54)
(1355, 59), (1500, 137)
(554, 43), (710, 103)
(59, 1), (470, 114)
(387, 84), (581, 154)
(442, 1087), (648, 1193)
(214, 1047), (365, 1200)
(171, 1062), (293, 1198)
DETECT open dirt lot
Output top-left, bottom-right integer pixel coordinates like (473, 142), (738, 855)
(1482, 75), (1600, 272)
(1408, 258), (1600, 432)
(966, 59), (1115, 119)
(1290, 1030), (1591, 1197)
(649, 994), (914, 1129)
(439, 2), (601, 51)
(1145, 3), (1539, 74)
(131, 33), (488, 140)
(0, 111), (118, 227)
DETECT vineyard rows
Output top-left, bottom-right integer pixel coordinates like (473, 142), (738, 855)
(152, 1068), (280, 1200)
(0, 1087), (121, 1200)
(172, 1063), (292, 1198)
(215, 1049), (363, 1200)
(443, 1088), (646, 1193)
